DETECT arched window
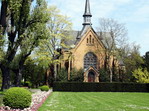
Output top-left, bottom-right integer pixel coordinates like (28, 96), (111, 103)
(92, 38), (94, 44)
(90, 35), (92, 43)
(87, 38), (88, 43)
(84, 52), (97, 69)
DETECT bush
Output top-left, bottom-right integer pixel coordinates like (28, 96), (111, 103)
(40, 85), (49, 91)
(53, 82), (149, 92)
(24, 81), (32, 88)
(3, 87), (31, 109)
(57, 68), (68, 82)
(99, 68), (109, 82)
(70, 68), (84, 82)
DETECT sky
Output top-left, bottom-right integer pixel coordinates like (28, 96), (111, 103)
(47, 0), (149, 55)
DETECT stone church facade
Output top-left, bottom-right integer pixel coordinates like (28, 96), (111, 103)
(60, 0), (124, 82)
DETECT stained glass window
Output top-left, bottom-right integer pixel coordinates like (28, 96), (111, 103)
(84, 52), (97, 69)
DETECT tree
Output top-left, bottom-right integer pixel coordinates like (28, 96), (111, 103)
(22, 57), (46, 87)
(97, 18), (127, 82)
(132, 68), (149, 83)
(35, 6), (72, 81)
(144, 51), (149, 71)
(123, 43), (144, 82)
(0, 0), (48, 90)
(11, 0), (49, 87)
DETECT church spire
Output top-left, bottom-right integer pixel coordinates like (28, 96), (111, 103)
(83, 0), (92, 26)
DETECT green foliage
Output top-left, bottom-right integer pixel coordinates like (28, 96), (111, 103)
(0, 30), (4, 62)
(123, 48), (144, 82)
(22, 57), (46, 88)
(34, 6), (72, 68)
(40, 85), (50, 91)
(0, 70), (2, 87)
(144, 51), (149, 71)
(3, 87), (31, 109)
(53, 82), (149, 92)
(99, 68), (109, 82)
(57, 68), (68, 82)
(0, 0), (49, 90)
(70, 68), (84, 82)
(132, 68), (149, 83)
(24, 81), (32, 88)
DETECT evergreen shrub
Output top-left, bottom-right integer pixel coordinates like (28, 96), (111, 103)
(3, 87), (31, 109)
(40, 85), (49, 91)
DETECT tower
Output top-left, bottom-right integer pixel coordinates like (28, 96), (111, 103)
(76, 0), (92, 41)
(83, 0), (92, 26)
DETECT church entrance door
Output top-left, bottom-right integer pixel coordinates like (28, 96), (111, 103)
(88, 71), (95, 82)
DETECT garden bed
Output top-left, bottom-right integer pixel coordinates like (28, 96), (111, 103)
(0, 89), (52, 111)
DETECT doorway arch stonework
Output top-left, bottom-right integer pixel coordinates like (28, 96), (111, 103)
(84, 66), (99, 82)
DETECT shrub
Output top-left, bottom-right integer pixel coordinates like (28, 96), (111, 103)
(40, 85), (49, 91)
(132, 68), (149, 83)
(24, 81), (32, 88)
(53, 82), (149, 92)
(3, 87), (31, 109)
(70, 68), (84, 82)
(57, 68), (68, 82)
(99, 68), (109, 82)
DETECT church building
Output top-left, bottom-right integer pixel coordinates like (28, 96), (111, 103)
(60, 0), (124, 82)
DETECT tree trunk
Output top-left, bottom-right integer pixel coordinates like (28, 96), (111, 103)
(15, 68), (23, 87)
(109, 67), (113, 83)
(54, 64), (57, 81)
(1, 65), (10, 90)
(0, 0), (7, 34)
(45, 68), (50, 85)
(68, 58), (71, 80)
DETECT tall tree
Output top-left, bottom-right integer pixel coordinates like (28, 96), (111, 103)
(11, 0), (49, 87)
(122, 43), (144, 82)
(144, 51), (149, 71)
(35, 6), (72, 81)
(97, 18), (127, 82)
(0, 0), (48, 90)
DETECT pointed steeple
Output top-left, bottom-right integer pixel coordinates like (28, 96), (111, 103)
(83, 0), (92, 26)
(76, 0), (93, 43)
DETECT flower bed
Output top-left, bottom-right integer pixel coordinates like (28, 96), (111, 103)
(0, 90), (52, 111)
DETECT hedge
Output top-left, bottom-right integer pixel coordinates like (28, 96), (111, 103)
(53, 82), (149, 92)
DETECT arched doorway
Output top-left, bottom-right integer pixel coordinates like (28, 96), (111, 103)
(88, 70), (95, 82)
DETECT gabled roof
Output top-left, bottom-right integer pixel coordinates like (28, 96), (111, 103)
(74, 26), (107, 51)
(84, 66), (99, 75)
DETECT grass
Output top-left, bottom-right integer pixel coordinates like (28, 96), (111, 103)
(38, 92), (149, 111)
(0, 91), (4, 106)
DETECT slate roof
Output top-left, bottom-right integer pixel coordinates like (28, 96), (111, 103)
(64, 27), (107, 48)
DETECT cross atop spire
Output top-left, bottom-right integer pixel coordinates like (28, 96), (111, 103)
(83, 0), (92, 26)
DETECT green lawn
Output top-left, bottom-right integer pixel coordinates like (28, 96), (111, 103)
(0, 91), (3, 106)
(39, 92), (149, 111)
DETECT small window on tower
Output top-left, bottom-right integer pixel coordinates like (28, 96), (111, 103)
(92, 38), (94, 44)
(87, 38), (88, 43)
(90, 35), (91, 43)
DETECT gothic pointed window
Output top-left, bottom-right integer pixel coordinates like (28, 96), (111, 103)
(90, 35), (91, 43)
(87, 38), (88, 43)
(84, 52), (97, 69)
(92, 38), (94, 44)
